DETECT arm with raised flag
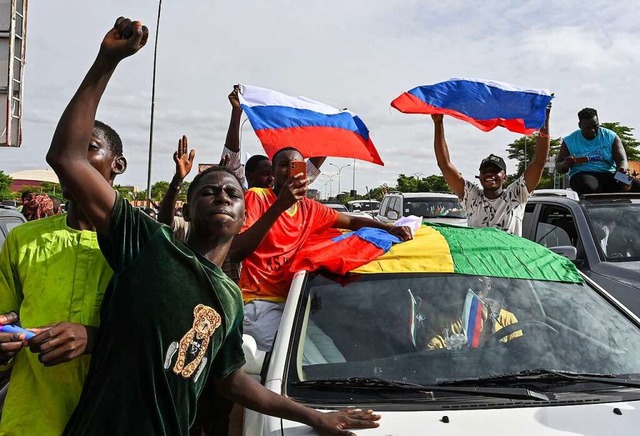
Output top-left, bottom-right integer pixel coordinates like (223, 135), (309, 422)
(431, 114), (465, 199)
(523, 105), (552, 192)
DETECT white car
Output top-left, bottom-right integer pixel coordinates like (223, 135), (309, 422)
(376, 192), (467, 226)
(244, 225), (640, 435)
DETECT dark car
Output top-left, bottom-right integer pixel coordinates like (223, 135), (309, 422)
(523, 190), (640, 314)
(0, 205), (26, 248)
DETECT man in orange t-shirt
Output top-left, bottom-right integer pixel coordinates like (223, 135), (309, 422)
(229, 147), (412, 351)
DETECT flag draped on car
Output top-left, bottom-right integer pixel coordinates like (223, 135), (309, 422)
(239, 84), (383, 165)
(352, 224), (582, 284)
(290, 227), (401, 275)
(391, 78), (554, 134)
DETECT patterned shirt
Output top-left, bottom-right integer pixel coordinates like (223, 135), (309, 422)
(462, 176), (529, 236)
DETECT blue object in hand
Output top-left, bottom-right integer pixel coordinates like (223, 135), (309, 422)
(0, 324), (36, 340)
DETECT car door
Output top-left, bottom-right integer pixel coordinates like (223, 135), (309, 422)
(377, 197), (393, 223)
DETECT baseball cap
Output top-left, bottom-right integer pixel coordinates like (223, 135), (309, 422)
(479, 154), (507, 172)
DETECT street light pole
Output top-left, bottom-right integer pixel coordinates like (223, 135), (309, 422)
(329, 163), (351, 196)
(352, 158), (356, 194)
(145, 0), (163, 208)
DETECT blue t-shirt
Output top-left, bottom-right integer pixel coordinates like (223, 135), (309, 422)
(563, 127), (617, 178)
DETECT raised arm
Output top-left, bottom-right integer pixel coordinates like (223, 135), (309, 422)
(228, 175), (309, 262)
(158, 135), (195, 227)
(432, 114), (465, 198)
(523, 105), (552, 192)
(46, 18), (148, 236)
(223, 86), (243, 153)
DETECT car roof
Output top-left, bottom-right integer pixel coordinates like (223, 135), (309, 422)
(347, 200), (380, 204)
(0, 205), (26, 220)
(387, 192), (459, 199)
(530, 190), (640, 205)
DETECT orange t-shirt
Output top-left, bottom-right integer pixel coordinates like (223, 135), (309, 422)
(239, 188), (338, 303)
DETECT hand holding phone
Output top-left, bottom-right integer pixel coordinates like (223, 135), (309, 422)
(614, 170), (634, 186)
(0, 324), (36, 340)
(289, 160), (306, 178)
(573, 156), (589, 164)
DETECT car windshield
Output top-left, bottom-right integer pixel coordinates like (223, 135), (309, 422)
(404, 198), (465, 219)
(585, 201), (640, 262)
(325, 204), (347, 212)
(287, 273), (640, 400)
(349, 201), (379, 212)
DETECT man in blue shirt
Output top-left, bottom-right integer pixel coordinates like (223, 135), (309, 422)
(556, 107), (640, 195)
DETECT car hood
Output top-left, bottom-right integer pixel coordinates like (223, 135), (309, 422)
(278, 401), (640, 435)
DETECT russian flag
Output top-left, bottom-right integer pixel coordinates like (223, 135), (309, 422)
(239, 85), (384, 165)
(391, 78), (554, 134)
(462, 289), (485, 348)
(289, 227), (401, 275)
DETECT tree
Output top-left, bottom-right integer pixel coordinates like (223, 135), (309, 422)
(601, 122), (640, 161)
(396, 174), (452, 193)
(396, 174), (418, 192)
(0, 171), (13, 200)
(113, 184), (135, 201)
(150, 181), (170, 202)
(422, 175), (451, 193)
(505, 133), (562, 189)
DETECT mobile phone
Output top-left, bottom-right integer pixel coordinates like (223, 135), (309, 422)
(574, 156), (589, 164)
(289, 160), (306, 178)
(614, 170), (634, 186)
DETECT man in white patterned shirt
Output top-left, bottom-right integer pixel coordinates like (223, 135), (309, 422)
(430, 106), (551, 236)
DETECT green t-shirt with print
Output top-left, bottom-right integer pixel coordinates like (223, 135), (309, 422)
(63, 195), (245, 436)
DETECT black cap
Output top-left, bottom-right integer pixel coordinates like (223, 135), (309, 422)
(479, 154), (507, 172)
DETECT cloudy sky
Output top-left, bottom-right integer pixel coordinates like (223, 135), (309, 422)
(3, 0), (640, 197)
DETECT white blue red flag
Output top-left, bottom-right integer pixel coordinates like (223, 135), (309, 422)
(462, 289), (484, 348)
(238, 85), (383, 165)
(391, 78), (553, 134)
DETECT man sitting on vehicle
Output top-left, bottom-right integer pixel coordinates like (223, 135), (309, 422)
(555, 107), (640, 195)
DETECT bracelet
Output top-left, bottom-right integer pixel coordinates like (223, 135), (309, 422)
(538, 130), (550, 138)
(169, 181), (183, 191)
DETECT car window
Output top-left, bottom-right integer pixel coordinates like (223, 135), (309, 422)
(386, 198), (400, 218)
(585, 203), (640, 262)
(404, 198), (465, 218)
(379, 198), (389, 216)
(534, 206), (577, 248)
(522, 203), (536, 237)
(287, 273), (640, 402)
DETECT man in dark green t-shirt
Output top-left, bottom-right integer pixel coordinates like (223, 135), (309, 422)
(47, 16), (380, 436)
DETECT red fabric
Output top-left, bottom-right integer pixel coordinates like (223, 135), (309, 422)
(239, 188), (338, 302)
(289, 230), (384, 275)
(255, 126), (384, 165)
(22, 193), (54, 221)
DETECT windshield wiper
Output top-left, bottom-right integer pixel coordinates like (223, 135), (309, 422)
(292, 377), (550, 401)
(439, 369), (640, 390)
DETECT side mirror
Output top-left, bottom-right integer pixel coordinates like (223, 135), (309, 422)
(387, 211), (399, 220)
(549, 245), (578, 261)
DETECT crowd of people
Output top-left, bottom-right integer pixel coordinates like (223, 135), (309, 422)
(0, 14), (639, 436)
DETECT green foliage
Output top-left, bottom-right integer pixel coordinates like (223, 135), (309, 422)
(601, 122), (640, 161)
(0, 171), (13, 200)
(150, 181), (170, 202)
(396, 174), (451, 193)
(113, 185), (135, 201)
(505, 133), (562, 189)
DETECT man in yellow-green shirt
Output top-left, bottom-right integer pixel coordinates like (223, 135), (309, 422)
(0, 119), (127, 435)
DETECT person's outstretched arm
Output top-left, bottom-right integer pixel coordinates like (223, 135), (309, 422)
(523, 105), (552, 192)
(216, 370), (380, 435)
(158, 135), (195, 227)
(432, 114), (464, 198)
(46, 17), (148, 237)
